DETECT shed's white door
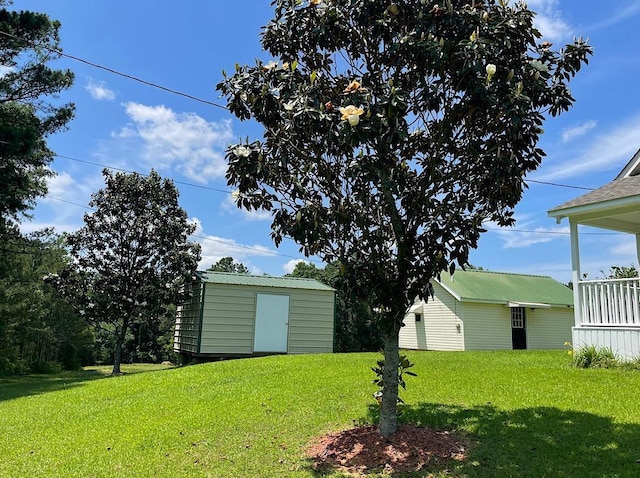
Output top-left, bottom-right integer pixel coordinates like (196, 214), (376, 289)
(254, 294), (290, 352)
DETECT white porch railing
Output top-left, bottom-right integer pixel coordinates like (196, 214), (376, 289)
(579, 278), (640, 326)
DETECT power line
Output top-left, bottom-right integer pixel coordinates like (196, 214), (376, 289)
(55, 154), (233, 195)
(54, 153), (599, 197)
(42, 195), (322, 263)
(526, 179), (595, 191)
(44, 195), (623, 238)
(0, 30), (229, 111)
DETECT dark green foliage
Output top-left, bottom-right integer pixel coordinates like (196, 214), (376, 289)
(572, 345), (617, 369)
(600, 265), (638, 279)
(372, 351), (417, 405)
(217, 0), (591, 435)
(0, 229), (92, 375)
(0, 4), (74, 234)
(208, 256), (250, 274)
(47, 170), (201, 375)
(287, 260), (382, 352)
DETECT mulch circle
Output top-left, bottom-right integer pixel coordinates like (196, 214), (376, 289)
(306, 424), (467, 475)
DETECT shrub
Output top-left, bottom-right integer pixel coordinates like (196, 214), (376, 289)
(572, 345), (618, 369)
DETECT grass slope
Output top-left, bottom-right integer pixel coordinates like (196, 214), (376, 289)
(1, 351), (639, 477)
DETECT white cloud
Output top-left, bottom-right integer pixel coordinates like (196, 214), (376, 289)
(527, 0), (572, 41)
(189, 217), (275, 270)
(535, 114), (640, 181)
(282, 259), (310, 274)
(561, 120), (597, 143)
(487, 217), (569, 249)
(40, 170), (102, 221)
(116, 102), (234, 183)
(221, 192), (272, 221)
(85, 78), (116, 100)
(588, 3), (640, 31)
(0, 64), (15, 77)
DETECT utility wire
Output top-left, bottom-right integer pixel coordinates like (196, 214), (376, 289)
(54, 154), (599, 197)
(45, 195), (624, 237)
(0, 30), (229, 111)
(43, 195), (322, 263)
(525, 179), (595, 191)
(55, 154), (233, 195)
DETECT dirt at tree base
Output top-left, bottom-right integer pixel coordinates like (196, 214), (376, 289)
(306, 424), (467, 476)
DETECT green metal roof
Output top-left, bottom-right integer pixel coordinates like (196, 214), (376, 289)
(197, 271), (335, 291)
(437, 270), (573, 307)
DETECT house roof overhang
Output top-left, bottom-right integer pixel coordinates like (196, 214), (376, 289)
(507, 301), (551, 308)
(548, 176), (640, 234)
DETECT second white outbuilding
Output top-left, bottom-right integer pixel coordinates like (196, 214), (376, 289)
(400, 269), (574, 351)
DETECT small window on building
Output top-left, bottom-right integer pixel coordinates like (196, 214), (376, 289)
(511, 307), (525, 328)
(415, 313), (422, 322)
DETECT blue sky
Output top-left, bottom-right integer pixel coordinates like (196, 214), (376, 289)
(14, 0), (640, 282)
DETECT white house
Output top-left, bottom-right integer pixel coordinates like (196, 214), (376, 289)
(399, 269), (574, 351)
(548, 149), (640, 360)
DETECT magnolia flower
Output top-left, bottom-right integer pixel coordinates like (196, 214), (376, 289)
(486, 63), (497, 82)
(233, 145), (252, 157)
(339, 105), (364, 126)
(344, 79), (361, 93)
(231, 189), (241, 200)
(283, 100), (296, 111)
(469, 30), (478, 42)
(262, 61), (278, 70)
(529, 59), (549, 72)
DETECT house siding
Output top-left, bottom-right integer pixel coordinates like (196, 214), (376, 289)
(573, 327), (640, 361)
(463, 303), (512, 350)
(527, 307), (573, 349)
(399, 282), (464, 351)
(173, 282), (203, 354)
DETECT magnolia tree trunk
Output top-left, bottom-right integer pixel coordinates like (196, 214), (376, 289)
(379, 326), (401, 437)
(111, 320), (129, 375)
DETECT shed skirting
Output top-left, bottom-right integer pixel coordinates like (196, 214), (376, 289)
(572, 326), (640, 361)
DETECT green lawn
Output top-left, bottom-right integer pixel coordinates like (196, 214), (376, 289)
(1, 351), (639, 477)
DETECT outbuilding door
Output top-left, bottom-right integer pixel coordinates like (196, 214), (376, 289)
(254, 294), (290, 353)
(511, 307), (527, 350)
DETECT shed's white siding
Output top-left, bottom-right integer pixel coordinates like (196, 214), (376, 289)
(527, 307), (573, 349)
(463, 303), (512, 350)
(399, 282), (464, 351)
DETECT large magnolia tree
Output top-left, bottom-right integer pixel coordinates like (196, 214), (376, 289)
(217, 0), (591, 436)
(48, 170), (201, 375)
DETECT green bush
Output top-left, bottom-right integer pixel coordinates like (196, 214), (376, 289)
(573, 345), (618, 369)
(29, 361), (62, 374)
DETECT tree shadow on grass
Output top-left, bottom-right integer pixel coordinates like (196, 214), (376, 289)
(0, 369), (105, 402)
(307, 402), (640, 477)
(404, 402), (640, 477)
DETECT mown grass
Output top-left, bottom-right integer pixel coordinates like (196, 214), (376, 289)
(1, 351), (639, 477)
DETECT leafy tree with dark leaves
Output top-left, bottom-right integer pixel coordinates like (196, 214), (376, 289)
(217, 0), (591, 435)
(47, 170), (201, 375)
(208, 256), (250, 274)
(0, 229), (92, 374)
(0, 1), (74, 234)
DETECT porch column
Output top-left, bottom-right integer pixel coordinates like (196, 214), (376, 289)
(636, 234), (640, 267)
(570, 221), (582, 327)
